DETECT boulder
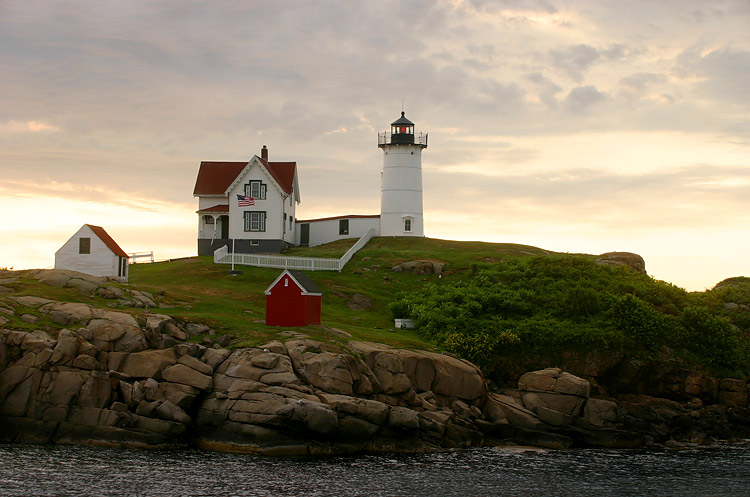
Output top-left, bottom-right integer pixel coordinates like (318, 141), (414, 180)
(87, 315), (147, 353)
(202, 348), (231, 370)
(39, 302), (93, 323)
(387, 406), (420, 430)
(185, 323), (210, 337)
(51, 329), (81, 365)
(291, 400), (338, 435)
(287, 341), (356, 395)
(178, 354), (213, 376)
(519, 368), (590, 398)
(427, 351), (484, 402)
(21, 331), (56, 353)
(318, 393), (389, 425)
(595, 252), (646, 274)
(372, 353), (412, 395)
(162, 364), (212, 391)
(582, 398), (619, 427)
(120, 349), (177, 379)
(156, 400), (192, 424)
(490, 394), (546, 431)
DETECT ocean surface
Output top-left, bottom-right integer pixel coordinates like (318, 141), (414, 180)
(1, 443), (749, 496)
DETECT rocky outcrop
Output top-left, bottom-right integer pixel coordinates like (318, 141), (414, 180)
(1, 287), (748, 453)
(0, 296), (493, 455)
(391, 260), (444, 275)
(595, 252), (646, 274)
(487, 367), (750, 449)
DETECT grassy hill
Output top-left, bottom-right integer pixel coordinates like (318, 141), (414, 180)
(131, 237), (749, 381)
(127, 237), (554, 350)
(6, 236), (747, 385)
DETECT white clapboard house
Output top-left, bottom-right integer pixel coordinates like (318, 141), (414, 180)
(193, 146), (300, 255)
(193, 112), (427, 254)
(54, 224), (129, 281)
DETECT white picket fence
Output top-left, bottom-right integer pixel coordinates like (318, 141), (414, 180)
(213, 229), (375, 272)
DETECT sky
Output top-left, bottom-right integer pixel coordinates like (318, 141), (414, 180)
(1, 0), (748, 291)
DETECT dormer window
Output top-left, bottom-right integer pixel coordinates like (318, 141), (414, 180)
(245, 181), (266, 200)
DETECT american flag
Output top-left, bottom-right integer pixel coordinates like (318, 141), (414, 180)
(237, 194), (254, 207)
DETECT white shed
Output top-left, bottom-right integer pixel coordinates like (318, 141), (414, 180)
(54, 224), (129, 281)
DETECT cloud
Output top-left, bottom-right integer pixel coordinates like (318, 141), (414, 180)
(548, 44), (625, 82)
(564, 85), (606, 113)
(0, 120), (60, 133)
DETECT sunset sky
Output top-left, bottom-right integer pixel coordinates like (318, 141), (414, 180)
(1, 0), (748, 291)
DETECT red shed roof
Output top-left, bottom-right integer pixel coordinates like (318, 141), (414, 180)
(193, 158), (296, 196)
(86, 224), (128, 258)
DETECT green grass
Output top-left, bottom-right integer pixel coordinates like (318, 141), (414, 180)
(125, 237), (556, 349)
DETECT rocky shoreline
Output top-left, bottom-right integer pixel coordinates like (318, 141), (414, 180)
(1, 272), (749, 454)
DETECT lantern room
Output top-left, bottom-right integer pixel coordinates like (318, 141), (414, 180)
(389, 111), (415, 144)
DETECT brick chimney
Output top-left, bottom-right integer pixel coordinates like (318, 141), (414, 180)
(261, 145), (268, 160)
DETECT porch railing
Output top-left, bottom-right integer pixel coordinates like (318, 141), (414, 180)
(213, 229), (375, 272)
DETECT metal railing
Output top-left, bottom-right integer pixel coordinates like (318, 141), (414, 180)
(377, 132), (428, 147)
(213, 229), (375, 272)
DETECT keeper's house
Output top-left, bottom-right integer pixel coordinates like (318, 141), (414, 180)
(54, 224), (129, 281)
(193, 146), (300, 256)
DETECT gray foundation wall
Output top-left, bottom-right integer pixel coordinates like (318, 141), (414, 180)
(198, 239), (291, 256)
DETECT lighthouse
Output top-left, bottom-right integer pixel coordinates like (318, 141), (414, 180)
(378, 111), (428, 237)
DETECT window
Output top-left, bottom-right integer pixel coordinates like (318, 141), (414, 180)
(244, 211), (266, 232)
(404, 218), (412, 232)
(79, 237), (90, 254)
(339, 219), (349, 235)
(203, 215), (214, 224)
(289, 216), (293, 230)
(245, 180), (266, 200)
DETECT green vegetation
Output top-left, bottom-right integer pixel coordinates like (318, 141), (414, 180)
(389, 256), (750, 379)
(126, 238), (550, 349)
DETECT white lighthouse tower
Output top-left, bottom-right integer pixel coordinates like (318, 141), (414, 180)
(378, 111), (428, 237)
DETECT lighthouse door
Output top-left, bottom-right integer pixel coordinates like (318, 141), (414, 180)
(300, 223), (310, 246)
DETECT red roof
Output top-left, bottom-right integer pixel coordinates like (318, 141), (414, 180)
(193, 162), (246, 195)
(86, 225), (128, 258)
(193, 158), (296, 196)
(296, 214), (380, 223)
(197, 204), (229, 213)
(259, 159), (295, 195)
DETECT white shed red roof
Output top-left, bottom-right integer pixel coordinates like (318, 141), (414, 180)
(264, 270), (322, 296)
(86, 224), (128, 258)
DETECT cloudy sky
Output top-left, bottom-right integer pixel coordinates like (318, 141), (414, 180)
(1, 0), (748, 291)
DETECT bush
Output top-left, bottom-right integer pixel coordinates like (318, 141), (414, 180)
(388, 255), (750, 378)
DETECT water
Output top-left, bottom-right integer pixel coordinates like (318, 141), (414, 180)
(1, 443), (749, 496)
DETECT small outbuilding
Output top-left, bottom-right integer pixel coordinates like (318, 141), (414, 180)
(265, 270), (322, 326)
(54, 224), (129, 281)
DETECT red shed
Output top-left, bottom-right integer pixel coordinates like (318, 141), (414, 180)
(264, 270), (322, 326)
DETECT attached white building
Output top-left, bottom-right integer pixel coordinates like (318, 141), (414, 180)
(193, 145), (300, 255)
(54, 224), (129, 281)
(295, 214), (380, 247)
